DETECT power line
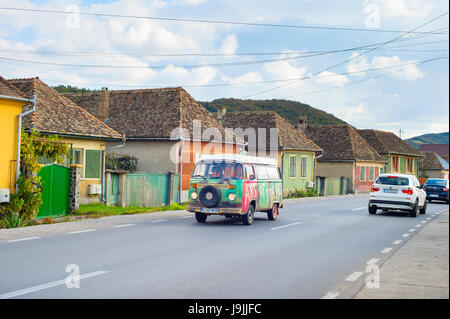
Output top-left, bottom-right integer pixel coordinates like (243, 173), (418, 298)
(0, 6), (448, 35)
(239, 11), (449, 99)
(40, 55), (448, 90)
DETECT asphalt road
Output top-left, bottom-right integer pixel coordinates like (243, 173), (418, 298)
(0, 196), (448, 299)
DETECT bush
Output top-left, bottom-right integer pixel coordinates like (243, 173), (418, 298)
(287, 188), (317, 198)
(0, 212), (27, 229)
(106, 152), (138, 172)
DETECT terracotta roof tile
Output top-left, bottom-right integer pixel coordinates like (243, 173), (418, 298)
(7, 77), (121, 139)
(220, 111), (322, 152)
(304, 125), (384, 162)
(64, 88), (243, 143)
(419, 144), (449, 156)
(358, 129), (422, 157)
(0, 75), (26, 99)
(419, 151), (448, 170)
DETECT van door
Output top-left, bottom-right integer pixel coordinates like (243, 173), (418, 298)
(242, 165), (257, 213)
(255, 165), (270, 211)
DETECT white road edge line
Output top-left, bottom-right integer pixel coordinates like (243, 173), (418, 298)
(68, 229), (96, 234)
(113, 224), (135, 228)
(345, 272), (364, 282)
(152, 219), (168, 223)
(381, 247), (393, 253)
(322, 291), (339, 299)
(0, 270), (108, 299)
(270, 222), (304, 231)
(7, 237), (40, 243)
(351, 207), (365, 211)
(393, 240), (402, 245)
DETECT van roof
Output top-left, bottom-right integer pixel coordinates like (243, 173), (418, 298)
(198, 154), (278, 166)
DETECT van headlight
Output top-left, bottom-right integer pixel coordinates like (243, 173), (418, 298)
(190, 192), (198, 200)
(228, 193), (236, 201)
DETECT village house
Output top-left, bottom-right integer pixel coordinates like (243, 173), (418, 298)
(64, 87), (244, 202)
(0, 76), (31, 198)
(358, 129), (423, 177)
(418, 151), (449, 180)
(304, 125), (385, 194)
(7, 77), (122, 205)
(219, 110), (322, 196)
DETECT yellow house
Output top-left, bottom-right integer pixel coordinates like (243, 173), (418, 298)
(0, 76), (33, 196)
(6, 77), (122, 204)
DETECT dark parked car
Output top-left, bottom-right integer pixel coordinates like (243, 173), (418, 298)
(423, 178), (449, 203)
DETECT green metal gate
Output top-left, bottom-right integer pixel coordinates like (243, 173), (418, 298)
(37, 164), (70, 218)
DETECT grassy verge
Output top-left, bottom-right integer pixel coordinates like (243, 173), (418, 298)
(285, 188), (318, 199)
(74, 202), (186, 218)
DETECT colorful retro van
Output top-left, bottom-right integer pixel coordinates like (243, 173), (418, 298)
(186, 154), (283, 225)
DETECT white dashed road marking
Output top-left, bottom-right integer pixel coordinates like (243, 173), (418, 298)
(68, 229), (96, 234)
(151, 219), (168, 223)
(322, 291), (339, 299)
(367, 258), (379, 265)
(345, 272), (364, 282)
(180, 215), (194, 219)
(7, 237), (40, 243)
(113, 224), (134, 228)
(382, 247), (393, 253)
(415, 224), (421, 227)
(270, 222), (304, 231)
(402, 233), (410, 238)
(393, 240), (402, 245)
(0, 270), (108, 299)
(351, 207), (365, 211)
(409, 228), (416, 232)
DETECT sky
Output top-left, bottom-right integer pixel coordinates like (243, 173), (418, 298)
(0, 0), (448, 139)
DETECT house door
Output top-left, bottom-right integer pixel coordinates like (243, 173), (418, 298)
(109, 173), (119, 206)
(37, 164), (70, 218)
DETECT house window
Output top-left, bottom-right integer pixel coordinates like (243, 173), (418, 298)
(72, 149), (83, 165)
(369, 167), (375, 181)
(392, 156), (400, 172)
(406, 157), (414, 173)
(289, 156), (297, 178)
(380, 167), (384, 175)
(300, 157), (307, 178)
(85, 149), (101, 179)
(360, 166), (366, 181)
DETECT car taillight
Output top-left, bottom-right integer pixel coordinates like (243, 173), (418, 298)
(401, 188), (413, 195)
(371, 187), (380, 192)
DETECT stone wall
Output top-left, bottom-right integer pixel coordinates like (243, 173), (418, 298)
(69, 165), (81, 213)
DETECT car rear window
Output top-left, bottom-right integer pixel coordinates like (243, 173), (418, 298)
(375, 176), (409, 186)
(425, 179), (448, 187)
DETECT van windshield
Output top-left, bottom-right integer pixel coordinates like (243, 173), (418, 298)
(375, 176), (409, 186)
(192, 161), (243, 180)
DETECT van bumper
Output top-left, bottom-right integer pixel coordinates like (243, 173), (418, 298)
(186, 204), (243, 215)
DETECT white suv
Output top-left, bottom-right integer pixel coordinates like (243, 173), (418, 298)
(368, 173), (427, 217)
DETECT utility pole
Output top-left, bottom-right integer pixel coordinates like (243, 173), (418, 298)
(398, 129), (403, 139)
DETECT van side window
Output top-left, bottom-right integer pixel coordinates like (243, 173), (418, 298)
(268, 166), (281, 179)
(255, 165), (268, 180)
(245, 165), (255, 180)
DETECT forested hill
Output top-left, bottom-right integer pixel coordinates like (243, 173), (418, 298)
(406, 132), (449, 149)
(200, 98), (347, 126)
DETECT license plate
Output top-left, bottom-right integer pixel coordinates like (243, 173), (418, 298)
(201, 208), (219, 213)
(383, 189), (397, 194)
(430, 194), (439, 197)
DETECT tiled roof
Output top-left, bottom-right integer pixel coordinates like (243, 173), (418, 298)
(220, 111), (322, 152)
(419, 151), (448, 170)
(64, 88), (242, 143)
(7, 78), (121, 139)
(419, 144), (449, 156)
(358, 129), (422, 157)
(304, 125), (385, 162)
(0, 75), (26, 99)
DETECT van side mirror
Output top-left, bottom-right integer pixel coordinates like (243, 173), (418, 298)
(249, 174), (255, 181)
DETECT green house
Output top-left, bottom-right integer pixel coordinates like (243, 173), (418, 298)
(220, 111), (322, 196)
(358, 129), (424, 176)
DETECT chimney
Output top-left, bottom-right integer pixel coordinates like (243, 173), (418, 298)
(97, 89), (110, 122)
(217, 107), (227, 120)
(297, 116), (307, 132)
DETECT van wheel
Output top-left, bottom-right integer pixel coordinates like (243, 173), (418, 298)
(242, 204), (255, 225)
(419, 200), (427, 214)
(267, 203), (278, 221)
(410, 200), (418, 217)
(195, 213), (207, 223)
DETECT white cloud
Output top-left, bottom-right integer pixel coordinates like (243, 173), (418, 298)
(176, 0), (208, 5)
(220, 34), (238, 55)
(315, 71), (350, 86)
(372, 0), (433, 19)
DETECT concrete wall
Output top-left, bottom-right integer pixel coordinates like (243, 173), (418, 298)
(109, 140), (177, 174)
(0, 97), (26, 192)
(420, 169), (449, 179)
(316, 161), (356, 193)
